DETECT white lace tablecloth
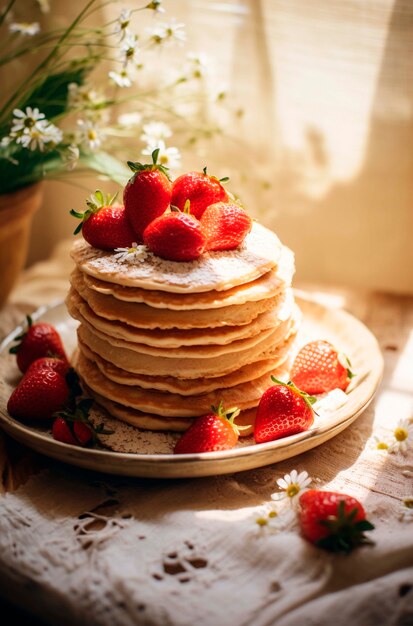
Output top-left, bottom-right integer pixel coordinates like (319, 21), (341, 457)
(0, 241), (412, 626)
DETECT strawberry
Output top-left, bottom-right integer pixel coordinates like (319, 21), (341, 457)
(299, 489), (375, 553)
(25, 356), (70, 378)
(171, 167), (229, 219)
(200, 202), (252, 251)
(7, 368), (69, 420)
(70, 190), (135, 251)
(124, 148), (172, 240)
(143, 209), (206, 261)
(290, 340), (354, 395)
(9, 316), (67, 374)
(53, 398), (112, 447)
(254, 378), (315, 444)
(174, 403), (241, 454)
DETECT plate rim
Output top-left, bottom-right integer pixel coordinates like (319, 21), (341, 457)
(0, 293), (384, 474)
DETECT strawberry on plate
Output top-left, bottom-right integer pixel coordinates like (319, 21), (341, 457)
(174, 402), (241, 454)
(171, 167), (229, 219)
(52, 416), (93, 446)
(143, 209), (206, 262)
(200, 202), (252, 251)
(70, 190), (135, 251)
(7, 367), (69, 420)
(299, 489), (375, 553)
(254, 378), (316, 444)
(9, 316), (67, 374)
(25, 356), (70, 378)
(124, 148), (172, 240)
(290, 340), (354, 395)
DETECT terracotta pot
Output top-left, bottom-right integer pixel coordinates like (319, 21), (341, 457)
(0, 183), (43, 308)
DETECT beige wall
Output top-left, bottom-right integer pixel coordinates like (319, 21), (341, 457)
(26, 0), (413, 293)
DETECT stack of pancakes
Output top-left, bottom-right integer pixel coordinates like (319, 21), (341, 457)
(67, 223), (300, 435)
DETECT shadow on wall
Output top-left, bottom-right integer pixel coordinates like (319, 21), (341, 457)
(262, 0), (413, 294)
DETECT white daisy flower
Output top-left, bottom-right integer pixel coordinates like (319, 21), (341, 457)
(388, 418), (413, 455)
(62, 144), (80, 170)
(68, 83), (105, 109)
(148, 20), (186, 46)
(117, 112), (142, 127)
(399, 497), (413, 523)
(11, 107), (45, 133)
(185, 52), (209, 79)
(109, 67), (135, 88)
(114, 9), (132, 37)
(77, 119), (103, 151)
(255, 504), (297, 533)
(0, 136), (11, 147)
(114, 243), (147, 263)
(120, 31), (139, 66)
(142, 140), (181, 169)
(140, 121), (172, 144)
(146, 0), (165, 12)
(271, 469), (312, 505)
(370, 434), (390, 452)
(9, 22), (40, 36)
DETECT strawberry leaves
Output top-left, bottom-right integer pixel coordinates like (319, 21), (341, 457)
(316, 500), (375, 553)
(70, 189), (119, 235)
(127, 148), (171, 180)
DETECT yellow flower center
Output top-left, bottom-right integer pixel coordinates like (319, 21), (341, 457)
(403, 498), (413, 509)
(159, 154), (168, 164)
(88, 130), (97, 141)
(268, 511), (277, 518)
(286, 483), (299, 498)
(128, 247), (135, 254)
(377, 442), (388, 450)
(256, 517), (267, 526)
(394, 427), (408, 442)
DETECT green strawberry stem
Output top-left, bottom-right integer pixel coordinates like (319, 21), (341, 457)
(70, 189), (119, 235)
(316, 500), (375, 553)
(9, 315), (32, 354)
(127, 148), (171, 180)
(54, 396), (114, 444)
(202, 166), (229, 184)
(211, 400), (248, 436)
(270, 377), (317, 412)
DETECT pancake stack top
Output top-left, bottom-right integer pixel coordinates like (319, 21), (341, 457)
(67, 222), (300, 435)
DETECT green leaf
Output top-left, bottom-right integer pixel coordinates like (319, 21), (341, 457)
(79, 151), (130, 186)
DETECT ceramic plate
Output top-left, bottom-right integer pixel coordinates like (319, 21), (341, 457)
(0, 294), (383, 478)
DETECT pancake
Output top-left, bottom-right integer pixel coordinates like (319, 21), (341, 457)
(75, 350), (286, 416)
(70, 222), (282, 293)
(69, 278), (281, 330)
(78, 337), (293, 395)
(67, 288), (294, 348)
(76, 310), (300, 378)
(87, 389), (257, 435)
(79, 245), (295, 309)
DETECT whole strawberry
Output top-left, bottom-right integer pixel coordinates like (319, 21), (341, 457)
(171, 168), (229, 219)
(9, 316), (67, 374)
(254, 378), (315, 444)
(174, 403), (241, 454)
(200, 202), (252, 251)
(299, 489), (374, 553)
(143, 209), (206, 261)
(7, 368), (69, 420)
(124, 148), (172, 240)
(290, 340), (354, 395)
(70, 190), (135, 251)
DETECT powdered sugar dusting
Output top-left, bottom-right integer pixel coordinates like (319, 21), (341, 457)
(71, 223), (283, 293)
